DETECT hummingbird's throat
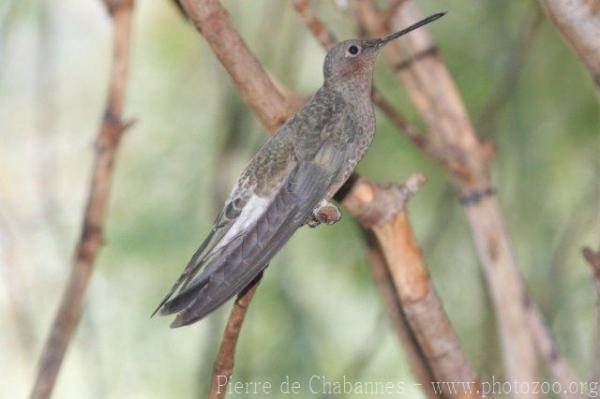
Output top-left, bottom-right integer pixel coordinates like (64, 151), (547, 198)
(333, 64), (374, 101)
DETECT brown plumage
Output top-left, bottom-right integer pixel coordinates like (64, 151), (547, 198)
(154, 13), (445, 327)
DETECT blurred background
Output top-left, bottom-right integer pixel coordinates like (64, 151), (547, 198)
(0, 0), (598, 397)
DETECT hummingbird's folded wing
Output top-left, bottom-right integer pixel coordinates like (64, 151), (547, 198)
(150, 188), (248, 318)
(155, 153), (337, 327)
(153, 91), (356, 327)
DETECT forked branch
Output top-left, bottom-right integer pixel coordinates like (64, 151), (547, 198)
(355, 0), (544, 388)
(342, 175), (481, 398)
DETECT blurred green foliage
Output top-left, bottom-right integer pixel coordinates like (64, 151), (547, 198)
(0, 0), (598, 398)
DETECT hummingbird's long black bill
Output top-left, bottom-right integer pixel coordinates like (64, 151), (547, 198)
(375, 12), (446, 48)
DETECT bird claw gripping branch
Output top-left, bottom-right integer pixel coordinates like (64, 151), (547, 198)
(306, 200), (342, 228)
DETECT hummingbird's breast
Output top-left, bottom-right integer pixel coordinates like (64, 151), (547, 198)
(349, 93), (376, 152)
(322, 89), (375, 199)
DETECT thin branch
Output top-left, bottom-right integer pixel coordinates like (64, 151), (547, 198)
(476, 9), (544, 137)
(343, 175), (481, 398)
(583, 246), (600, 386)
(542, 0), (600, 88)
(356, 0), (544, 386)
(292, 0), (337, 49)
(29, 1), (135, 398)
(209, 279), (261, 399)
(370, 90), (431, 153)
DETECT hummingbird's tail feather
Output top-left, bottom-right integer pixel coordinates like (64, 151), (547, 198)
(150, 223), (223, 318)
(160, 161), (331, 327)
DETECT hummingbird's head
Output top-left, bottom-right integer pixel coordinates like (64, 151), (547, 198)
(323, 12), (445, 92)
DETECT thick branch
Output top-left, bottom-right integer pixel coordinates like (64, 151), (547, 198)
(180, 0), (292, 131)
(343, 176), (481, 398)
(542, 0), (600, 88)
(356, 1), (543, 390)
(360, 229), (438, 399)
(209, 279), (260, 399)
(29, 1), (135, 398)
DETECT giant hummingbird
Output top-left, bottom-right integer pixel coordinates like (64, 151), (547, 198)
(154, 12), (445, 327)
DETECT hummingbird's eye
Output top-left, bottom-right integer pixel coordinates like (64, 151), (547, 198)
(346, 44), (361, 57)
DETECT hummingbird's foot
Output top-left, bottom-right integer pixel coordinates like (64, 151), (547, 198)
(306, 200), (341, 228)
